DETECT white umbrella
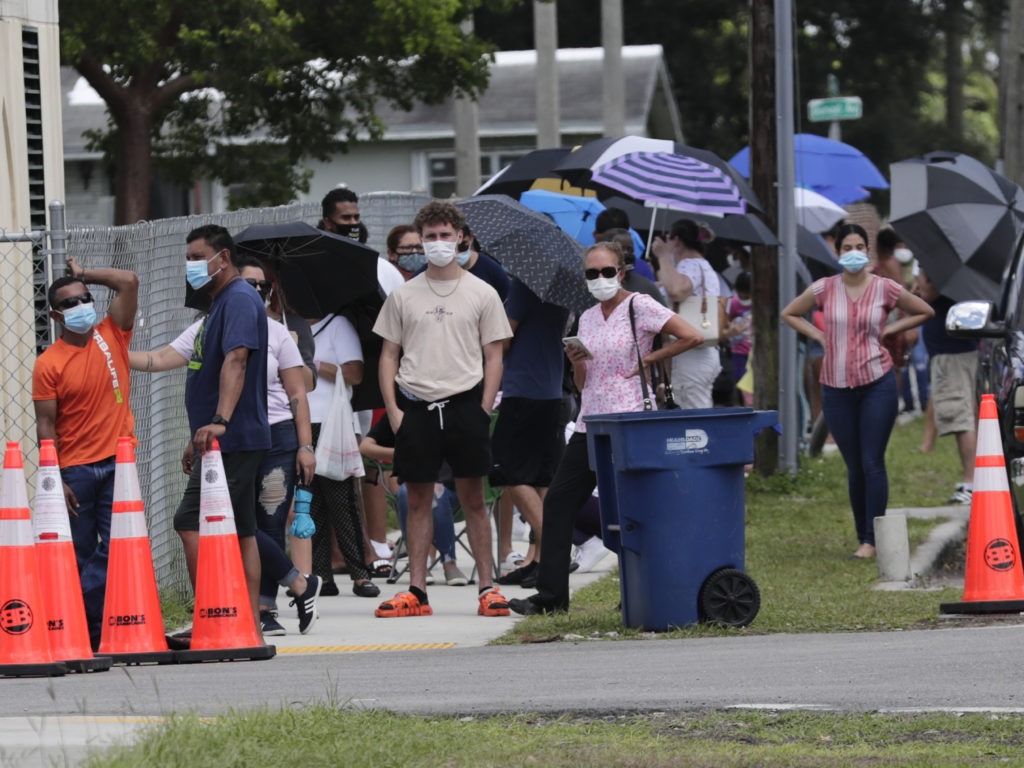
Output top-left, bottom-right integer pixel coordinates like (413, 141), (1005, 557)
(795, 187), (846, 233)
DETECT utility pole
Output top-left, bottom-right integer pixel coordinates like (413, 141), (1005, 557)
(534, 0), (560, 149)
(749, 0), (780, 475)
(453, 16), (481, 196)
(1000, 0), (1024, 184)
(601, 0), (625, 137)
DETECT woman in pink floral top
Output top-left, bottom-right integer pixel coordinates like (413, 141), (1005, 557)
(782, 224), (933, 559)
(510, 242), (703, 617)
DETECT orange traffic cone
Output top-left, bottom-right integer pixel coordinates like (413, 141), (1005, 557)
(33, 440), (110, 672)
(0, 441), (66, 677)
(175, 439), (274, 662)
(941, 394), (1024, 614)
(98, 437), (175, 664)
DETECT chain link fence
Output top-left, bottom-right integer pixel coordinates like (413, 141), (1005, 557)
(1, 191), (429, 601)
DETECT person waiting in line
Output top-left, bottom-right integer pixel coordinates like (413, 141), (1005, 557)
(598, 229), (667, 306)
(491, 277), (571, 589)
(651, 219), (727, 409)
(510, 241), (704, 616)
(33, 255), (140, 651)
(130, 260), (322, 635)
(724, 271), (754, 406)
(593, 207), (656, 281)
(782, 223), (933, 559)
(386, 224), (425, 281)
(373, 201), (512, 618)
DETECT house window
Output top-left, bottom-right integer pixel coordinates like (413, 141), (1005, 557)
(426, 149), (531, 197)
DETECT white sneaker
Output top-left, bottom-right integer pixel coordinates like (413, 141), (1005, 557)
(949, 484), (973, 505)
(500, 551), (526, 575)
(511, 514), (531, 543)
(572, 536), (612, 573)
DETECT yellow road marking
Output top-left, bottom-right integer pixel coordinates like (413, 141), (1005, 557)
(276, 642), (455, 654)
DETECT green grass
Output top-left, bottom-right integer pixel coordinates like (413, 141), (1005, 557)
(88, 708), (1024, 767)
(500, 415), (968, 643)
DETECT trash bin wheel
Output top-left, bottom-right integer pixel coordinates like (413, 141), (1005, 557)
(699, 568), (760, 628)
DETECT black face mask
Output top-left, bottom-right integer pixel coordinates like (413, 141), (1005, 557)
(345, 224), (361, 240)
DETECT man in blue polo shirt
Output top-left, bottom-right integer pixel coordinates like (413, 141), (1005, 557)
(174, 224), (270, 631)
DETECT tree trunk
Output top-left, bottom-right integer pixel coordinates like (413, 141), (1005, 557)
(945, 0), (965, 142)
(113, 98), (155, 225)
(749, 0), (780, 475)
(1001, 0), (1024, 185)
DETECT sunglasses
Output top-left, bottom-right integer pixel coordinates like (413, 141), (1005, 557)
(244, 278), (272, 295)
(56, 293), (94, 310)
(584, 267), (620, 280)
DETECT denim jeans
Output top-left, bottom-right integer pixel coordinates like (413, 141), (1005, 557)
(257, 421), (300, 605)
(395, 485), (458, 563)
(822, 370), (899, 546)
(900, 334), (930, 410)
(61, 456), (116, 642)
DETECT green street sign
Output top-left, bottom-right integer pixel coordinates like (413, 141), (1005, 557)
(807, 96), (863, 122)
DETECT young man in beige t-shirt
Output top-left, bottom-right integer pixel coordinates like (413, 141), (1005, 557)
(373, 201), (512, 618)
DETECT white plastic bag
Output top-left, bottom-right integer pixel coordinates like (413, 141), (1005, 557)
(314, 379), (365, 481)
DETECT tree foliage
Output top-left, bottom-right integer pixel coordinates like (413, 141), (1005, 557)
(61, 0), (521, 222)
(476, 0), (1005, 180)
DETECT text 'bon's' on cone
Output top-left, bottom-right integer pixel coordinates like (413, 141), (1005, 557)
(0, 441), (65, 677)
(32, 440), (110, 672)
(176, 440), (274, 663)
(99, 437), (174, 664)
(941, 394), (1024, 614)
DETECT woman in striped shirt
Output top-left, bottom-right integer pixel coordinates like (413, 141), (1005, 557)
(782, 224), (933, 559)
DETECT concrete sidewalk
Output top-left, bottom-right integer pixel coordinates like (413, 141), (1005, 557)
(254, 548), (619, 654)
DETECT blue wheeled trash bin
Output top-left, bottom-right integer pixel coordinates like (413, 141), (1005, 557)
(584, 407), (778, 631)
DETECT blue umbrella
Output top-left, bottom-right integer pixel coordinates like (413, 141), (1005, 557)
(729, 133), (889, 193)
(812, 184), (870, 206)
(519, 190), (647, 257)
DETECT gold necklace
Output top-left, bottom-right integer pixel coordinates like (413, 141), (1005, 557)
(426, 274), (462, 298)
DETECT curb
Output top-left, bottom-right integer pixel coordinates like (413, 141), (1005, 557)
(874, 506), (970, 591)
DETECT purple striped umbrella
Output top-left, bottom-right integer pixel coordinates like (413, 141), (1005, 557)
(589, 152), (749, 215)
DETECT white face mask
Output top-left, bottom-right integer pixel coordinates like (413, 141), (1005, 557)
(423, 240), (458, 267)
(894, 247), (914, 264)
(587, 276), (620, 302)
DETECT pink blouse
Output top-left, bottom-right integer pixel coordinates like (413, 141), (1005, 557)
(575, 293), (675, 432)
(812, 274), (903, 388)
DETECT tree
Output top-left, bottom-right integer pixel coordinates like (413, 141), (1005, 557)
(61, 0), (521, 224)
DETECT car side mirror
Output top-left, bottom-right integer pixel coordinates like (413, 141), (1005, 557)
(946, 300), (1005, 338)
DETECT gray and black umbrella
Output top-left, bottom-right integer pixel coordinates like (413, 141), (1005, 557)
(474, 148), (574, 198)
(458, 195), (592, 315)
(890, 151), (1024, 303)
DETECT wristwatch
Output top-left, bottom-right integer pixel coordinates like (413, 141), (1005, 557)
(299, 444), (315, 454)
(211, 414), (230, 427)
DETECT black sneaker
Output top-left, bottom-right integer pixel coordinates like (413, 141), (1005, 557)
(495, 561), (537, 585)
(260, 610), (287, 637)
(290, 574), (322, 635)
(509, 596), (565, 616)
(319, 579), (340, 597)
(353, 580), (381, 598)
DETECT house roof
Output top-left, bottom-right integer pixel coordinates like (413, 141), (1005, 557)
(60, 44), (683, 159)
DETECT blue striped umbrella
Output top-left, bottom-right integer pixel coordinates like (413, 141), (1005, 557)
(589, 152), (748, 215)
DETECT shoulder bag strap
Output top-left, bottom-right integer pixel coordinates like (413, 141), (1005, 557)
(627, 297), (654, 411)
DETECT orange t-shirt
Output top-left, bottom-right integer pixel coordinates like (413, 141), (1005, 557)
(32, 316), (136, 468)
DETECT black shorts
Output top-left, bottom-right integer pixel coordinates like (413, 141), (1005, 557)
(393, 388), (491, 483)
(173, 449), (265, 537)
(489, 397), (564, 488)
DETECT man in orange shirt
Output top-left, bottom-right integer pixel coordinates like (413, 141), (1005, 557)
(33, 256), (139, 650)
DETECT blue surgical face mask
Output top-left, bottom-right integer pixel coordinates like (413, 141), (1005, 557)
(60, 302), (97, 334)
(186, 252), (222, 290)
(397, 251), (427, 272)
(838, 250), (870, 273)
(456, 248), (472, 267)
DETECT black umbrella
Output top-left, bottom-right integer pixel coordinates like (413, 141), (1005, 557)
(457, 195), (593, 315)
(554, 136), (763, 212)
(890, 151), (1024, 303)
(234, 221), (380, 318)
(474, 148), (574, 198)
(604, 196), (778, 246)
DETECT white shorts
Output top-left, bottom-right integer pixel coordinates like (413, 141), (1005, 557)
(670, 346), (722, 410)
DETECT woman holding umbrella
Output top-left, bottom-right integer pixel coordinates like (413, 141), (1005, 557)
(782, 223), (933, 559)
(509, 241), (704, 616)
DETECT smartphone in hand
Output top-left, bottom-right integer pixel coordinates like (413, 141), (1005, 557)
(562, 336), (593, 360)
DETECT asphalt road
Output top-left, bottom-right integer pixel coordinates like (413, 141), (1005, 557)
(5, 622), (1024, 719)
